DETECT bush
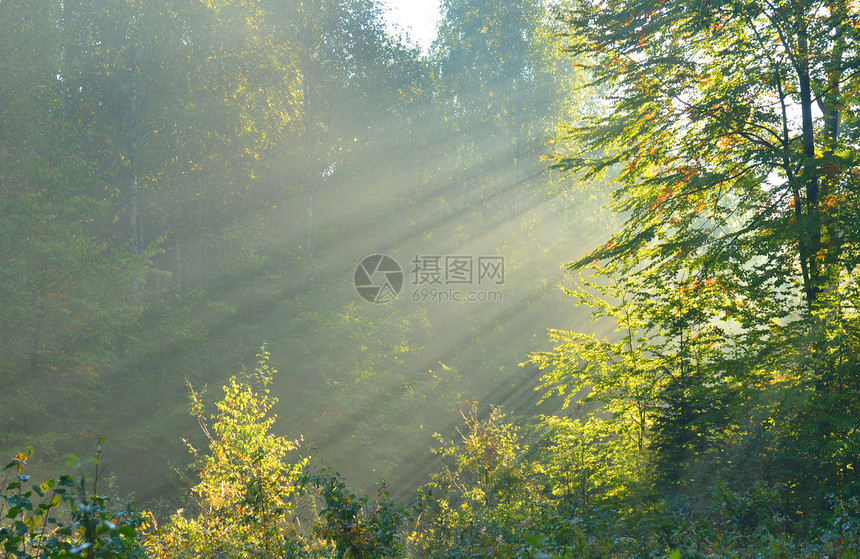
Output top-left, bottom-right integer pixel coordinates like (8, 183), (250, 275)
(0, 444), (148, 558)
(149, 348), (310, 558)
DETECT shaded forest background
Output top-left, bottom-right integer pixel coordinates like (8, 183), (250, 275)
(0, 0), (606, 504)
(3, 0), (860, 556)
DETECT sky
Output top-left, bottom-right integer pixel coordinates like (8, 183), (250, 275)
(379, 0), (442, 54)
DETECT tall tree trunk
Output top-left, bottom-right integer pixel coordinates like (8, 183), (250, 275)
(129, 41), (141, 301)
(299, 8), (317, 292)
(305, 143), (314, 290)
(797, 22), (821, 307)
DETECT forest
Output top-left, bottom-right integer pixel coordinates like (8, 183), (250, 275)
(1, 0), (859, 557)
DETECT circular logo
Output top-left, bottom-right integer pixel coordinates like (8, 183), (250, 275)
(354, 254), (403, 304)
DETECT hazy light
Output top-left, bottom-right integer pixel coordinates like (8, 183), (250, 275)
(380, 0), (441, 54)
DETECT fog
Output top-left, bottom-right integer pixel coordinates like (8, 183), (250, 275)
(0, 0), (614, 507)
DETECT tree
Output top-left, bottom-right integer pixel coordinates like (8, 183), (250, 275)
(538, 0), (860, 504)
(258, 0), (421, 288)
(0, 0), (151, 446)
(152, 348), (309, 558)
(408, 402), (541, 558)
(555, 0), (859, 305)
(433, 0), (580, 240)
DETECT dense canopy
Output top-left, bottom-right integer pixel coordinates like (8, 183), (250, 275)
(1, 0), (859, 557)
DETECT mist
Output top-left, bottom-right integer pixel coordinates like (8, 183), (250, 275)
(0, 0), (612, 505)
(4, 1), (860, 557)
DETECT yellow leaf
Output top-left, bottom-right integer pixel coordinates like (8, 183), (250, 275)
(14, 452), (27, 473)
(26, 513), (45, 529)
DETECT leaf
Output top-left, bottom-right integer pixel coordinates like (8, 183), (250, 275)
(14, 452), (27, 473)
(118, 525), (137, 538)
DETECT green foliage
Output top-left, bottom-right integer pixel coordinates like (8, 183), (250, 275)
(301, 472), (407, 559)
(151, 347), (309, 558)
(536, 415), (637, 513)
(527, 270), (662, 455)
(5, 0), (860, 556)
(534, 0), (860, 512)
(148, 347), (411, 559)
(0, 0), (599, 511)
(407, 403), (637, 558)
(5, 395), (860, 559)
(0, 445), (148, 558)
(408, 403), (539, 557)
